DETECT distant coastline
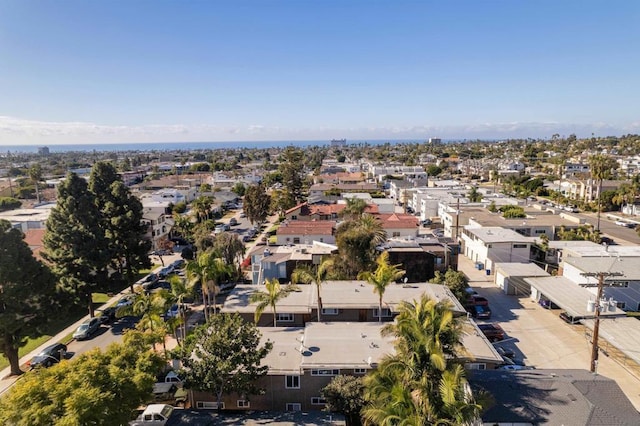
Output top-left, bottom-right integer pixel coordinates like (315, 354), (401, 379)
(0, 139), (457, 154)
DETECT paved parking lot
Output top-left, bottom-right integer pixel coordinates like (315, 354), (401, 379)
(458, 255), (640, 410)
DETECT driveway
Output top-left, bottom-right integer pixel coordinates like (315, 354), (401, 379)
(458, 255), (640, 410)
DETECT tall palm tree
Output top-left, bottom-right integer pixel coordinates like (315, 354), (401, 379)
(589, 154), (617, 231)
(28, 164), (43, 204)
(357, 251), (405, 323)
(186, 249), (233, 322)
(342, 197), (368, 219)
(164, 275), (194, 345)
(362, 295), (481, 425)
(291, 257), (334, 322)
(359, 213), (387, 248)
(249, 278), (298, 327)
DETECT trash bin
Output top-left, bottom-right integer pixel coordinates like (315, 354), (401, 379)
(478, 262), (484, 270)
(486, 269), (491, 275)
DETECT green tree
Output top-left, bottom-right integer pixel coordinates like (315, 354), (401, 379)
(231, 182), (246, 196)
(0, 220), (59, 376)
(0, 331), (165, 426)
(342, 197), (368, 219)
(172, 212), (194, 241)
(90, 163), (151, 292)
(212, 232), (246, 279)
(179, 313), (272, 410)
(363, 295), (481, 425)
(291, 258), (335, 322)
(249, 278), (299, 327)
(426, 164), (442, 177)
(165, 275), (194, 346)
(430, 268), (469, 303)
(0, 197), (21, 212)
(589, 154), (618, 231)
(28, 164), (43, 204)
(186, 249), (233, 322)
(322, 375), (365, 426)
(612, 182), (637, 212)
(335, 214), (387, 278)
(191, 195), (213, 223)
(43, 172), (110, 317)
(243, 183), (271, 225)
(278, 146), (306, 207)
(357, 252), (405, 323)
(117, 292), (167, 346)
(467, 186), (482, 202)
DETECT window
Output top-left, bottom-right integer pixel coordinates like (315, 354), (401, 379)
(285, 375), (300, 389)
(293, 238), (300, 244)
(373, 308), (391, 318)
(292, 215), (297, 220)
(286, 403), (301, 411)
(311, 369), (340, 376)
(616, 302), (626, 309)
(353, 368), (367, 374)
(392, 232), (400, 237)
(535, 229), (546, 234)
(237, 400), (250, 408)
(276, 313), (294, 322)
(322, 308), (339, 315)
(513, 244), (527, 249)
(197, 401), (224, 409)
(465, 363), (486, 370)
(311, 397), (327, 405)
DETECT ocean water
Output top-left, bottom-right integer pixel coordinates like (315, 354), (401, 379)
(0, 139), (443, 154)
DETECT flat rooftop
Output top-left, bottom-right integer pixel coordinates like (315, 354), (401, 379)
(494, 262), (550, 278)
(465, 227), (533, 244)
(221, 285), (313, 315)
(564, 256), (640, 280)
(524, 276), (625, 319)
(318, 281), (466, 313)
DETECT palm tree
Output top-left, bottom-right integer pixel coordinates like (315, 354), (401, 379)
(291, 258), (334, 322)
(117, 292), (167, 351)
(191, 195), (213, 223)
(249, 278), (299, 327)
(28, 164), (43, 204)
(589, 154), (617, 231)
(612, 182), (637, 213)
(342, 197), (367, 219)
(467, 185), (482, 203)
(359, 213), (387, 247)
(357, 252), (405, 323)
(186, 249), (233, 322)
(165, 275), (194, 345)
(361, 295), (481, 425)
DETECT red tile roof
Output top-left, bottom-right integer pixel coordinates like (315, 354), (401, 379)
(277, 220), (336, 235)
(376, 213), (419, 229)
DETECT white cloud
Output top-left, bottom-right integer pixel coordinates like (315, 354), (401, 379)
(0, 115), (636, 146)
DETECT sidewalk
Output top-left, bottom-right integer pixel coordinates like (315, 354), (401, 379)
(0, 252), (183, 396)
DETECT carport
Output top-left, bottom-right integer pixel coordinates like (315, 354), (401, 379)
(524, 276), (625, 320)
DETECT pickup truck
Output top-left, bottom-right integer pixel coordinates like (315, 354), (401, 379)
(477, 323), (505, 342)
(129, 404), (175, 426)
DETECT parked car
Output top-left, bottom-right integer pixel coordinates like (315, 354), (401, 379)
(164, 304), (180, 319)
(539, 299), (559, 309)
(229, 218), (238, 226)
(171, 259), (185, 269)
(116, 295), (135, 308)
(97, 306), (118, 324)
(242, 235), (251, 243)
(466, 295), (489, 307)
(239, 212), (246, 218)
(73, 318), (101, 340)
(28, 343), (67, 369)
(472, 304), (492, 319)
(147, 280), (172, 293)
(477, 323), (505, 342)
(158, 265), (174, 278)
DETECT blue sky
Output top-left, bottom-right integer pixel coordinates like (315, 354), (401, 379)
(1, 0), (639, 145)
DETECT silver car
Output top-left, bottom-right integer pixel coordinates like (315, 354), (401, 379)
(73, 317), (101, 340)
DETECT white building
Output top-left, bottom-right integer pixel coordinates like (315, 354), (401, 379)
(460, 227), (533, 272)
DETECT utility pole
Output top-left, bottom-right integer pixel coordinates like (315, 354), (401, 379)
(454, 197), (460, 241)
(581, 270), (623, 373)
